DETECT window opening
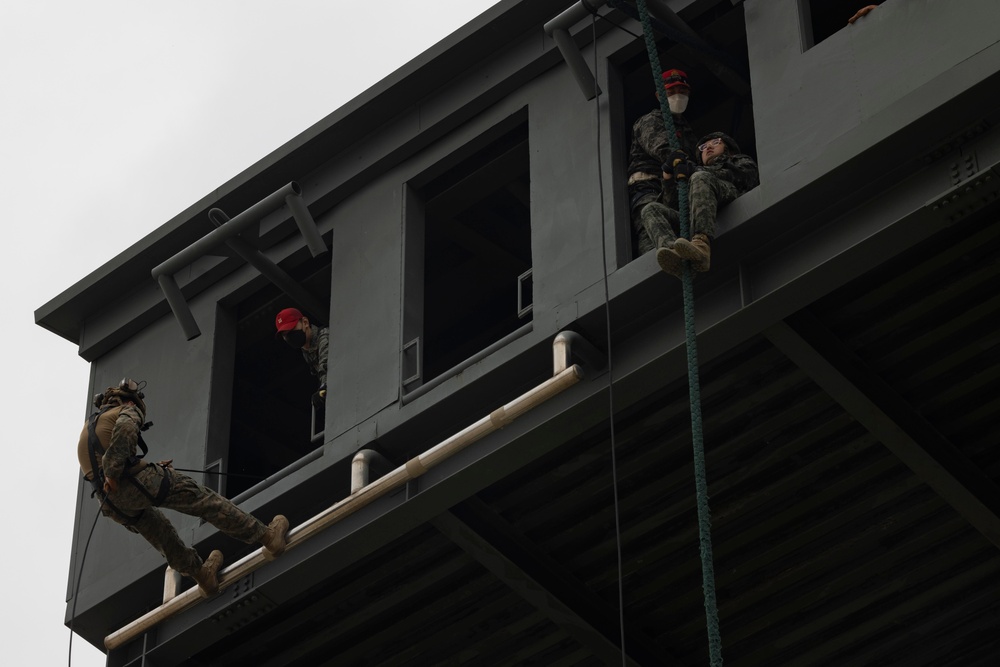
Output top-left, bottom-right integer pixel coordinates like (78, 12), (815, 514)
(222, 255), (331, 498)
(612, 1), (755, 263)
(802, 0), (886, 49)
(403, 113), (532, 391)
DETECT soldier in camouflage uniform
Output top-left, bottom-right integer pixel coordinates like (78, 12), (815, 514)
(275, 307), (330, 408)
(78, 380), (290, 596)
(657, 131), (759, 276)
(627, 68), (699, 256)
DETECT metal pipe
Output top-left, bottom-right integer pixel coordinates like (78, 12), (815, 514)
(156, 273), (202, 340)
(104, 333), (586, 651)
(208, 209), (330, 323)
(284, 191), (327, 258)
(162, 567), (182, 604)
(153, 182), (328, 338)
(543, 0), (604, 100)
(351, 449), (392, 494)
(153, 183), (301, 279)
(553, 330), (606, 374)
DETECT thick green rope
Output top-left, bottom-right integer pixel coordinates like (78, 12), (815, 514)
(633, 1), (723, 664)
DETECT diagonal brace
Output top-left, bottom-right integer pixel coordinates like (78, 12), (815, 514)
(766, 312), (1000, 549)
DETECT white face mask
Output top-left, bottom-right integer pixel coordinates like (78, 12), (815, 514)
(667, 93), (689, 114)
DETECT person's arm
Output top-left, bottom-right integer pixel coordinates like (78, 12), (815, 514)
(101, 405), (143, 490)
(708, 154), (759, 193)
(634, 113), (677, 165)
(727, 154), (760, 193)
(315, 327), (329, 388)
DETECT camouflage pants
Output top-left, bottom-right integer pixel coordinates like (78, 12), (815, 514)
(636, 202), (680, 254)
(689, 169), (739, 239)
(100, 463), (267, 576)
(631, 180), (681, 255)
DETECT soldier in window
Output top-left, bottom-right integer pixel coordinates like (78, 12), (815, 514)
(627, 68), (699, 258)
(656, 132), (759, 276)
(275, 307), (329, 408)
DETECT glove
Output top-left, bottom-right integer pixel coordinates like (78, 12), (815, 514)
(664, 149), (689, 170)
(672, 159), (695, 180)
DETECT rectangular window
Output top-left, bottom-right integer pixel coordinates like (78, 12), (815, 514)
(402, 111), (532, 393)
(801, 0), (886, 49)
(213, 256), (331, 498)
(612, 2), (755, 263)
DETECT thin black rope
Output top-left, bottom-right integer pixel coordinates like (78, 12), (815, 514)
(68, 481), (109, 667)
(592, 13), (628, 667)
(634, 1), (723, 665)
(590, 1), (642, 40)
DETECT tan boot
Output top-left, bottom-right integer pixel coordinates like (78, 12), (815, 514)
(672, 233), (711, 272)
(656, 247), (684, 278)
(261, 515), (289, 561)
(192, 549), (224, 598)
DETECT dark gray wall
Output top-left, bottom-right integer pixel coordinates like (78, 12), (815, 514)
(63, 0), (1000, 643)
(747, 0), (1000, 204)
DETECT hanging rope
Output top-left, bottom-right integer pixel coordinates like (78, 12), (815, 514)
(590, 12), (629, 664)
(633, 1), (723, 664)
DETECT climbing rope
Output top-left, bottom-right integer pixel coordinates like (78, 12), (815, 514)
(633, 1), (723, 664)
(590, 13), (629, 664)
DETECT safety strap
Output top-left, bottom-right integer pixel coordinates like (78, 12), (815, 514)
(85, 407), (171, 523)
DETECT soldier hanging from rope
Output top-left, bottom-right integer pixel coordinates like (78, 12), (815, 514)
(79, 378), (290, 596)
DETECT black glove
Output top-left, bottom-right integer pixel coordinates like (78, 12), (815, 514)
(664, 148), (689, 170)
(672, 159), (695, 180)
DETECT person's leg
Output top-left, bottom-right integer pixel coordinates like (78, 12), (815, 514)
(151, 466), (288, 557)
(639, 202), (679, 251)
(148, 467), (267, 544)
(122, 505), (203, 576)
(688, 170), (738, 239)
(672, 171), (738, 272)
(630, 182), (667, 255)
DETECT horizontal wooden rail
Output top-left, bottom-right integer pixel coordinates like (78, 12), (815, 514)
(105, 360), (584, 650)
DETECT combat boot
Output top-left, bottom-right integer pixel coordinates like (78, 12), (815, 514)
(672, 233), (711, 272)
(656, 247), (683, 278)
(261, 515), (290, 560)
(192, 549), (224, 597)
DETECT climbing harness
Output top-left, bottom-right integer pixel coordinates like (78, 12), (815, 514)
(633, 0), (724, 663)
(85, 404), (172, 525)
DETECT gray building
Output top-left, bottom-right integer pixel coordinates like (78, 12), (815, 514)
(37, 0), (1000, 665)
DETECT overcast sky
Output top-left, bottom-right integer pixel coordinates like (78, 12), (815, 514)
(0, 1), (502, 664)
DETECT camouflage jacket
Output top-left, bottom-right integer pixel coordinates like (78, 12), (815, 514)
(88, 402), (145, 483)
(302, 325), (329, 387)
(698, 152), (760, 194)
(627, 109), (699, 179)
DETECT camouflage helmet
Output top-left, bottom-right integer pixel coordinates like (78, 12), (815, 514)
(698, 131), (740, 155)
(94, 379), (147, 418)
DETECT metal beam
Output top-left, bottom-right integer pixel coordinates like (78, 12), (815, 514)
(151, 181), (326, 340)
(434, 498), (681, 666)
(765, 312), (1000, 549)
